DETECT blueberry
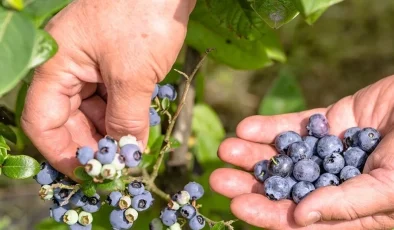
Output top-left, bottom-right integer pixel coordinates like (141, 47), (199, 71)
(158, 84), (177, 101)
(189, 215), (206, 230)
(78, 211), (93, 226)
(54, 188), (71, 205)
(314, 173), (340, 188)
(34, 162), (59, 185)
(109, 209), (133, 230)
(69, 223), (92, 230)
(111, 153), (126, 171)
(84, 159), (102, 177)
(323, 153), (345, 174)
(160, 208), (178, 227)
(172, 190), (190, 205)
(340, 166), (361, 182)
(253, 160), (269, 182)
(82, 193), (101, 213)
(131, 193), (154, 212)
(306, 113), (329, 138)
(264, 176), (290, 200)
(96, 150), (116, 165)
(152, 84), (160, 100)
(343, 127), (361, 148)
(70, 190), (88, 207)
(356, 127), (381, 153)
(268, 154), (294, 177)
(149, 108), (161, 126)
(149, 218), (164, 230)
(39, 185), (54, 200)
(287, 141), (312, 163)
(317, 135), (343, 158)
(311, 155), (323, 170)
(97, 136), (117, 157)
(168, 222), (182, 230)
(292, 159), (320, 182)
(63, 210), (79, 225)
(128, 181), (145, 196)
(50, 203), (70, 222)
(120, 144), (142, 168)
(275, 131), (302, 154)
(302, 136), (319, 155)
(180, 204), (197, 220)
(286, 176), (298, 198)
(184, 182), (204, 200)
(119, 135), (138, 148)
(107, 191), (123, 207)
(76, 147), (94, 165)
(343, 147), (367, 170)
(124, 208), (139, 223)
(100, 164), (117, 179)
(291, 181), (315, 204)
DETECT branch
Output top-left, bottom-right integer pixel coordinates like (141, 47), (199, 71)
(149, 48), (214, 182)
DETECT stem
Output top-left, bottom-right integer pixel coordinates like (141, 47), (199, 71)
(149, 48), (214, 182)
(202, 215), (238, 230)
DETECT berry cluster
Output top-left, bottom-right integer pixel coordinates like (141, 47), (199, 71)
(77, 135), (141, 181)
(149, 182), (206, 230)
(150, 83), (177, 126)
(35, 162), (98, 229)
(254, 113), (381, 203)
(108, 181), (154, 229)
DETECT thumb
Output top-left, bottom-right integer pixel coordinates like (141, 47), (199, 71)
(104, 70), (157, 150)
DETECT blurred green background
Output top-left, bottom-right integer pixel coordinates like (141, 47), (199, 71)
(1, 0), (394, 229)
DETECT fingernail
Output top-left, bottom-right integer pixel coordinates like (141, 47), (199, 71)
(305, 212), (321, 226)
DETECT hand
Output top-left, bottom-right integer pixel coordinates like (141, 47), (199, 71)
(210, 75), (394, 229)
(21, 0), (196, 178)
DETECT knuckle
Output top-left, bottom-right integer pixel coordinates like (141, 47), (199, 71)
(106, 115), (147, 138)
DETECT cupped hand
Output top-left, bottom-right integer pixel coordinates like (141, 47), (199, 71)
(21, 0), (196, 178)
(210, 75), (394, 229)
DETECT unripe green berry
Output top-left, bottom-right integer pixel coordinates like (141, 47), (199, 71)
(124, 208), (138, 223)
(85, 159), (102, 177)
(119, 135), (138, 148)
(168, 222), (181, 230)
(63, 210), (78, 225)
(119, 195), (132, 210)
(78, 211), (93, 226)
(101, 164), (116, 179)
(150, 218), (164, 230)
(111, 154), (126, 170)
(39, 185), (54, 200)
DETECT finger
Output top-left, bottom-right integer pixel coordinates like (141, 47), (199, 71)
(80, 95), (107, 135)
(236, 109), (327, 144)
(218, 137), (276, 171)
(294, 168), (394, 226)
(231, 193), (394, 230)
(209, 168), (264, 198)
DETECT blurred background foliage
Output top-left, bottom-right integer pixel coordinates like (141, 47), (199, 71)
(1, 0), (394, 229)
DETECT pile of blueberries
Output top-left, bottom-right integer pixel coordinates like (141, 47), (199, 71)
(254, 113), (381, 203)
(150, 83), (177, 126)
(149, 182), (206, 230)
(107, 181), (154, 229)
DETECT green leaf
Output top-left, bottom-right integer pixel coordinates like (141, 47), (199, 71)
(293, 0), (342, 17)
(161, 97), (170, 111)
(140, 135), (164, 168)
(30, 29), (58, 68)
(96, 178), (125, 191)
(304, 7), (327, 25)
(169, 136), (181, 149)
(2, 155), (40, 179)
(0, 123), (16, 144)
(187, 1), (273, 69)
(192, 103), (225, 140)
(34, 218), (69, 230)
(2, 0), (24, 10)
(150, 135), (164, 155)
(22, 0), (71, 27)
(194, 132), (221, 163)
(0, 135), (10, 150)
(249, 0), (299, 29)
(147, 124), (161, 148)
(258, 69), (306, 115)
(73, 166), (91, 181)
(15, 81), (28, 127)
(212, 222), (226, 230)
(81, 180), (96, 197)
(0, 8), (36, 97)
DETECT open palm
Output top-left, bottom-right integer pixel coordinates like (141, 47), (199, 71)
(210, 75), (394, 229)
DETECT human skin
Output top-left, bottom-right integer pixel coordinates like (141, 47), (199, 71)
(20, 0), (196, 178)
(210, 75), (394, 229)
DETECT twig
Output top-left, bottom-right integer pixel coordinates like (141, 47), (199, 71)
(60, 185), (80, 206)
(147, 183), (171, 202)
(50, 183), (76, 190)
(149, 48), (214, 182)
(202, 215), (238, 230)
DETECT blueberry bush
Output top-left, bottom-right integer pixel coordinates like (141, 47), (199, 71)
(0, 0), (347, 229)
